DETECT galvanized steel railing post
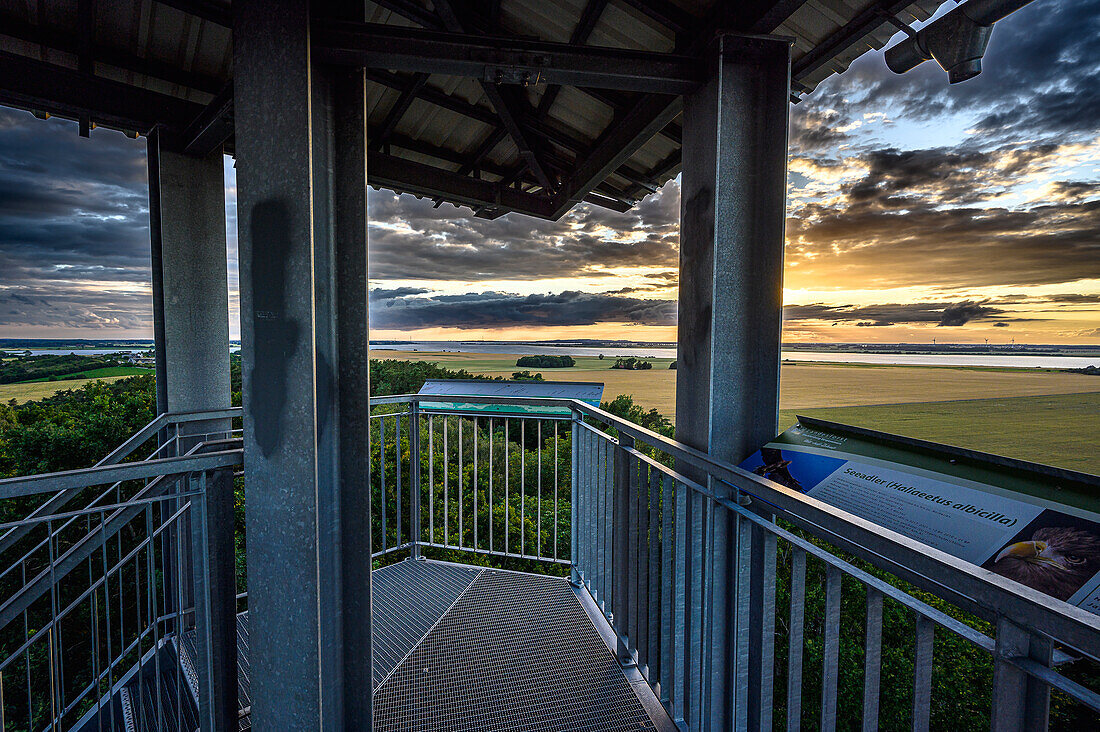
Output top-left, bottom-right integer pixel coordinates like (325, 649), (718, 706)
(991, 617), (1053, 731)
(612, 431), (635, 667)
(570, 408), (581, 586)
(410, 399), (422, 560)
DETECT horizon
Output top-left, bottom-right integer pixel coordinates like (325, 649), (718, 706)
(1, 0), (1097, 345)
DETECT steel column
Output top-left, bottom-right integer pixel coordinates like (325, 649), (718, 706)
(147, 128), (235, 732)
(675, 32), (791, 729)
(147, 135), (231, 424)
(233, 0), (372, 728)
(674, 33), (791, 464)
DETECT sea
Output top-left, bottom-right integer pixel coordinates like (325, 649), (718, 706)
(10, 342), (1099, 370)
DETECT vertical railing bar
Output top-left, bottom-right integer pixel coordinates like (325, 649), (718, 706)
(595, 429), (602, 600)
(647, 465), (660, 686)
(553, 420), (559, 562)
(504, 419), (509, 555)
(458, 417), (464, 548)
(787, 547), (807, 732)
(47, 519), (59, 732)
(759, 529), (778, 732)
(520, 420), (526, 556)
(604, 438), (614, 614)
(821, 564), (842, 732)
(380, 415), (387, 552)
(672, 479), (689, 722)
(473, 416), (479, 551)
(175, 492), (184, 732)
(100, 510), (114, 732)
(614, 433), (635, 665)
(636, 459), (651, 674)
(598, 429), (605, 598)
(912, 615), (934, 732)
(659, 474), (674, 703)
(687, 490), (705, 722)
(396, 414), (403, 548)
(570, 410), (579, 580)
(537, 420), (542, 558)
(411, 401), (422, 558)
(443, 417), (449, 547)
(862, 587), (883, 732)
(147, 503), (165, 732)
(489, 417), (494, 554)
(429, 414), (435, 545)
(23, 563), (32, 732)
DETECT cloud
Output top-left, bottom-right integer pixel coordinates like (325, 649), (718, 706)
(783, 300), (1011, 328)
(370, 290), (676, 329)
(365, 181), (680, 281)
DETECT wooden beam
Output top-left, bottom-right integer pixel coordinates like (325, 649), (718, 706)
(368, 150), (557, 218)
(792, 0), (912, 81)
(372, 71), (428, 152)
(551, 93), (682, 218)
(432, 0), (556, 191)
(0, 51), (202, 134)
(178, 84), (234, 156)
(0, 11), (225, 95)
(312, 20), (701, 94)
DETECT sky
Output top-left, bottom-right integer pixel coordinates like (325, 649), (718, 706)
(0, 0), (1097, 344)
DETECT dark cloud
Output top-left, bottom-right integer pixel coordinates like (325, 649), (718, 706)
(835, 0), (1100, 141)
(938, 301), (1003, 327)
(370, 290), (676, 329)
(365, 181), (680, 280)
(783, 300), (1011, 328)
(786, 178), (1100, 288)
(0, 107), (151, 331)
(369, 292), (1027, 331)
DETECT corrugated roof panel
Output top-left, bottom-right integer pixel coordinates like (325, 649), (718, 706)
(588, 2), (677, 53)
(0, 0), (960, 218)
(500, 0), (582, 44)
(547, 86), (614, 143)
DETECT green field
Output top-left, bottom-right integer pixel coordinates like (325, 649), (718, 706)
(781, 391), (1099, 474)
(0, 374), (150, 403)
(16, 366), (154, 383)
(376, 349), (1099, 475)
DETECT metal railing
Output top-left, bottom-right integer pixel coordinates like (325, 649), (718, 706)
(0, 412), (241, 732)
(2, 395), (1098, 731)
(370, 396), (570, 566)
(569, 400), (1100, 731)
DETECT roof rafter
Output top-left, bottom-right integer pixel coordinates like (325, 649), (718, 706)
(312, 20), (701, 94)
(432, 0), (556, 191)
(372, 71), (429, 152)
(0, 50), (201, 134)
(0, 10), (225, 95)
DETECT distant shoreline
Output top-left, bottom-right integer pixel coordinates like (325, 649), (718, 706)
(2, 338), (1097, 362)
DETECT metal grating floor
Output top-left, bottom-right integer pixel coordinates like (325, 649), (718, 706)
(167, 560), (666, 731)
(371, 559), (482, 689)
(373, 566), (659, 732)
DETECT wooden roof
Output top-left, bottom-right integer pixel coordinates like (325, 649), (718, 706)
(0, 0), (946, 219)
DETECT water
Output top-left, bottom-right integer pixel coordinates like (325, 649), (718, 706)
(11, 343), (1098, 369)
(373, 341), (1099, 369)
(779, 351), (1099, 369)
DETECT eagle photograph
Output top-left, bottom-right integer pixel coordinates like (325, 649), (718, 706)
(984, 512), (1100, 602)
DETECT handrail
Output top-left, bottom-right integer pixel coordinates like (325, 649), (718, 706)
(364, 392), (1100, 657)
(0, 408), (242, 556)
(568, 398), (1100, 660)
(0, 447), (243, 500)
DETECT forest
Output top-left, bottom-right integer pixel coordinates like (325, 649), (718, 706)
(0, 360), (1095, 729)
